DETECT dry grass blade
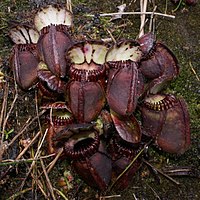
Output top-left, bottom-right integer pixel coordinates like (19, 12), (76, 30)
(2, 79), (18, 139)
(0, 82), (9, 131)
(26, 149), (62, 189)
(54, 188), (69, 200)
(8, 109), (46, 147)
(133, 193), (138, 200)
(32, 177), (49, 199)
(109, 140), (152, 191)
(99, 195), (121, 199)
(7, 188), (32, 200)
(0, 154), (55, 166)
(19, 128), (48, 190)
(172, 0), (184, 12)
(35, 90), (43, 135)
(146, 183), (161, 200)
(189, 61), (200, 81)
(0, 81), (17, 161)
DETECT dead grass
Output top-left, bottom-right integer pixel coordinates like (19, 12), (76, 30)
(0, 0), (200, 199)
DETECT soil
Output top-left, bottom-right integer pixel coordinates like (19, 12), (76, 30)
(0, 0), (199, 200)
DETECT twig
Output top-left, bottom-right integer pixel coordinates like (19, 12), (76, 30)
(32, 177), (49, 199)
(2, 77), (18, 141)
(128, 0), (137, 7)
(40, 158), (57, 200)
(132, 193), (138, 200)
(86, 12), (175, 19)
(0, 82), (9, 133)
(163, 166), (200, 178)
(137, 19), (148, 39)
(19, 128), (48, 190)
(143, 160), (180, 185)
(15, 131), (41, 160)
(146, 183), (161, 200)
(149, 6), (157, 33)
(32, 148), (63, 184)
(0, 81), (18, 160)
(106, 29), (116, 44)
(66, 0), (72, 13)
(139, 0), (148, 37)
(164, 0), (168, 14)
(0, 83), (9, 161)
(46, 147), (63, 174)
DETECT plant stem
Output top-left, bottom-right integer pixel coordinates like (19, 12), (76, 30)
(86, 12), (175, 19)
